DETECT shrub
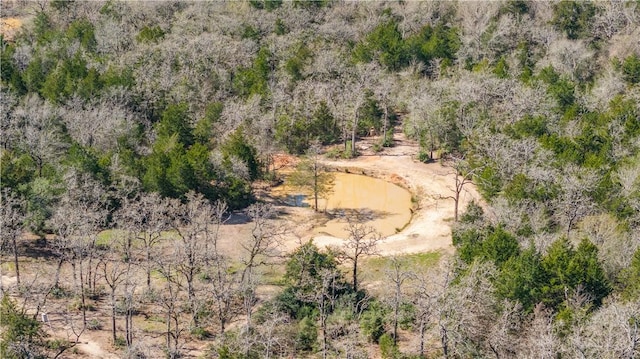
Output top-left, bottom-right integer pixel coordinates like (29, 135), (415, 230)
(87, 319), (102, 330)
(622, 54), (640, 84)
(190, 327), (210, 340)
(295, 316), (317, 352)
(324, 147), (343, 159)
(50, 285), (71, 299)
(136, 25), (165, 43)
(360, 304), (386, 343)
(417, 150), (430, 163)
(379, 333), (401, 359)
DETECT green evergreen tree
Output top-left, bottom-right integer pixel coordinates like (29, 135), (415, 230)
(0, 295), (46, 359)
(221, 127), (261, 181)
(540, 238), (610, 310)
(157, 103), (194, 147)
(620, 248), (640, 301)
(66, 19), (97, 52)
(481, 226), (520, 268)
(496, 247), (544, 311)
(354, 19), (409, 71)
(284, 241), (338, 289)
(357, 91), (383, 136)
(233, 47), (271, 98)
(194, 102), (224, 148)
(622, 53), (640, 84)
(311, 101), (340, 145)
(295, 316), (317, 352)
(551, 1), (597, 40)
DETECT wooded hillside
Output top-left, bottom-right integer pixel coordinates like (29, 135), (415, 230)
(1, 1), (639, 358)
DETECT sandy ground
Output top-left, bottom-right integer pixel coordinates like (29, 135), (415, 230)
(309, 134), (484, 255)
(75, 340), (120, 359)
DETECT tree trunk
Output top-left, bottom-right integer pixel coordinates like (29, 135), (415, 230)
(12, 237), (20, 285)
(490, 344), (500, 359)
(166, 309), (172, 353)
(429, 130), (434, 160)
(187, 274), (198, 327)
(54, 258), (64, 288)
(111, 290), (117, 343)
(382, 106), (388, 145)
(393, 301), (399, 346)
(440, 324), (449, 358)
(173, 315), (180, 357)
(321, 297), (328, 359)
(352, 258), (358, 293)
(125, 308), (132, 347)
(79, 263), (87, 327)
(146, 246), (152, 290)
(86, 255), (93, 292)
(454, 189), (460, 222)
(314, 167), (319, 212)
(419, 319), (425, 357)
(71, 261), (77, 288)
(351, 127), (356, 153)
(351, 108), (359, 154)
(219, 305), (226, 334)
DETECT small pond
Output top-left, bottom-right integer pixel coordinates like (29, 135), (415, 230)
(281, 172), (412, 238)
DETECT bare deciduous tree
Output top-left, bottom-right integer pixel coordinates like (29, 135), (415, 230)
(410, 267), (444, 358)
(578, 214), (638, 278)
(521, 304), (560, 359)
(441, 156), (481, 222)
(438, 261), (498, 358)
(101, 251), (131, 344)
(384, 256), (412, 346)
(0, 188), (26, 286)
(13, 95), (66, 177)
(287, 142), (335, 212)
(340, 212), (383, 293)
(61, 96), (138, 152)
(487, 300), (524, 358)
(154, 254), (186, 359)
(240, 202), (285, 344)
(242, 203), (284, 284)
(576, 298), (640, 358)
(202, 200), (242, 334)
(171, 192), (223, 328)
(553, 165), (598, 236)
(48, 173), (108, 327)
(255, 307), (292, 359)
(115, 193), (176, 290)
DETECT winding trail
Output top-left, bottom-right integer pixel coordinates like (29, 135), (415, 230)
(75, 340), (119, 359)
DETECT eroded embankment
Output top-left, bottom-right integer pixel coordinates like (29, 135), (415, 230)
(310, 155), (484, 255)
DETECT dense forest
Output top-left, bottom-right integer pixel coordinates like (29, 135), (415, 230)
(1, 0), (640, 358)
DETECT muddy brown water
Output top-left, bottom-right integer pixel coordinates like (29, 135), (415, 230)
(277, 172), (412, 238)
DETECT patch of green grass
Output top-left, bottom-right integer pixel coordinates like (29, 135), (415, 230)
(360, 251), (443, 295)
(260, 263), (286, 286)
(1, 261), (16, 272)
(97, 229), (179, 248)
(96, 229), (119, 247)
(150, 269), (166, 281)
(147, 314), (165, 323)
(360, 251), (442, 284)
